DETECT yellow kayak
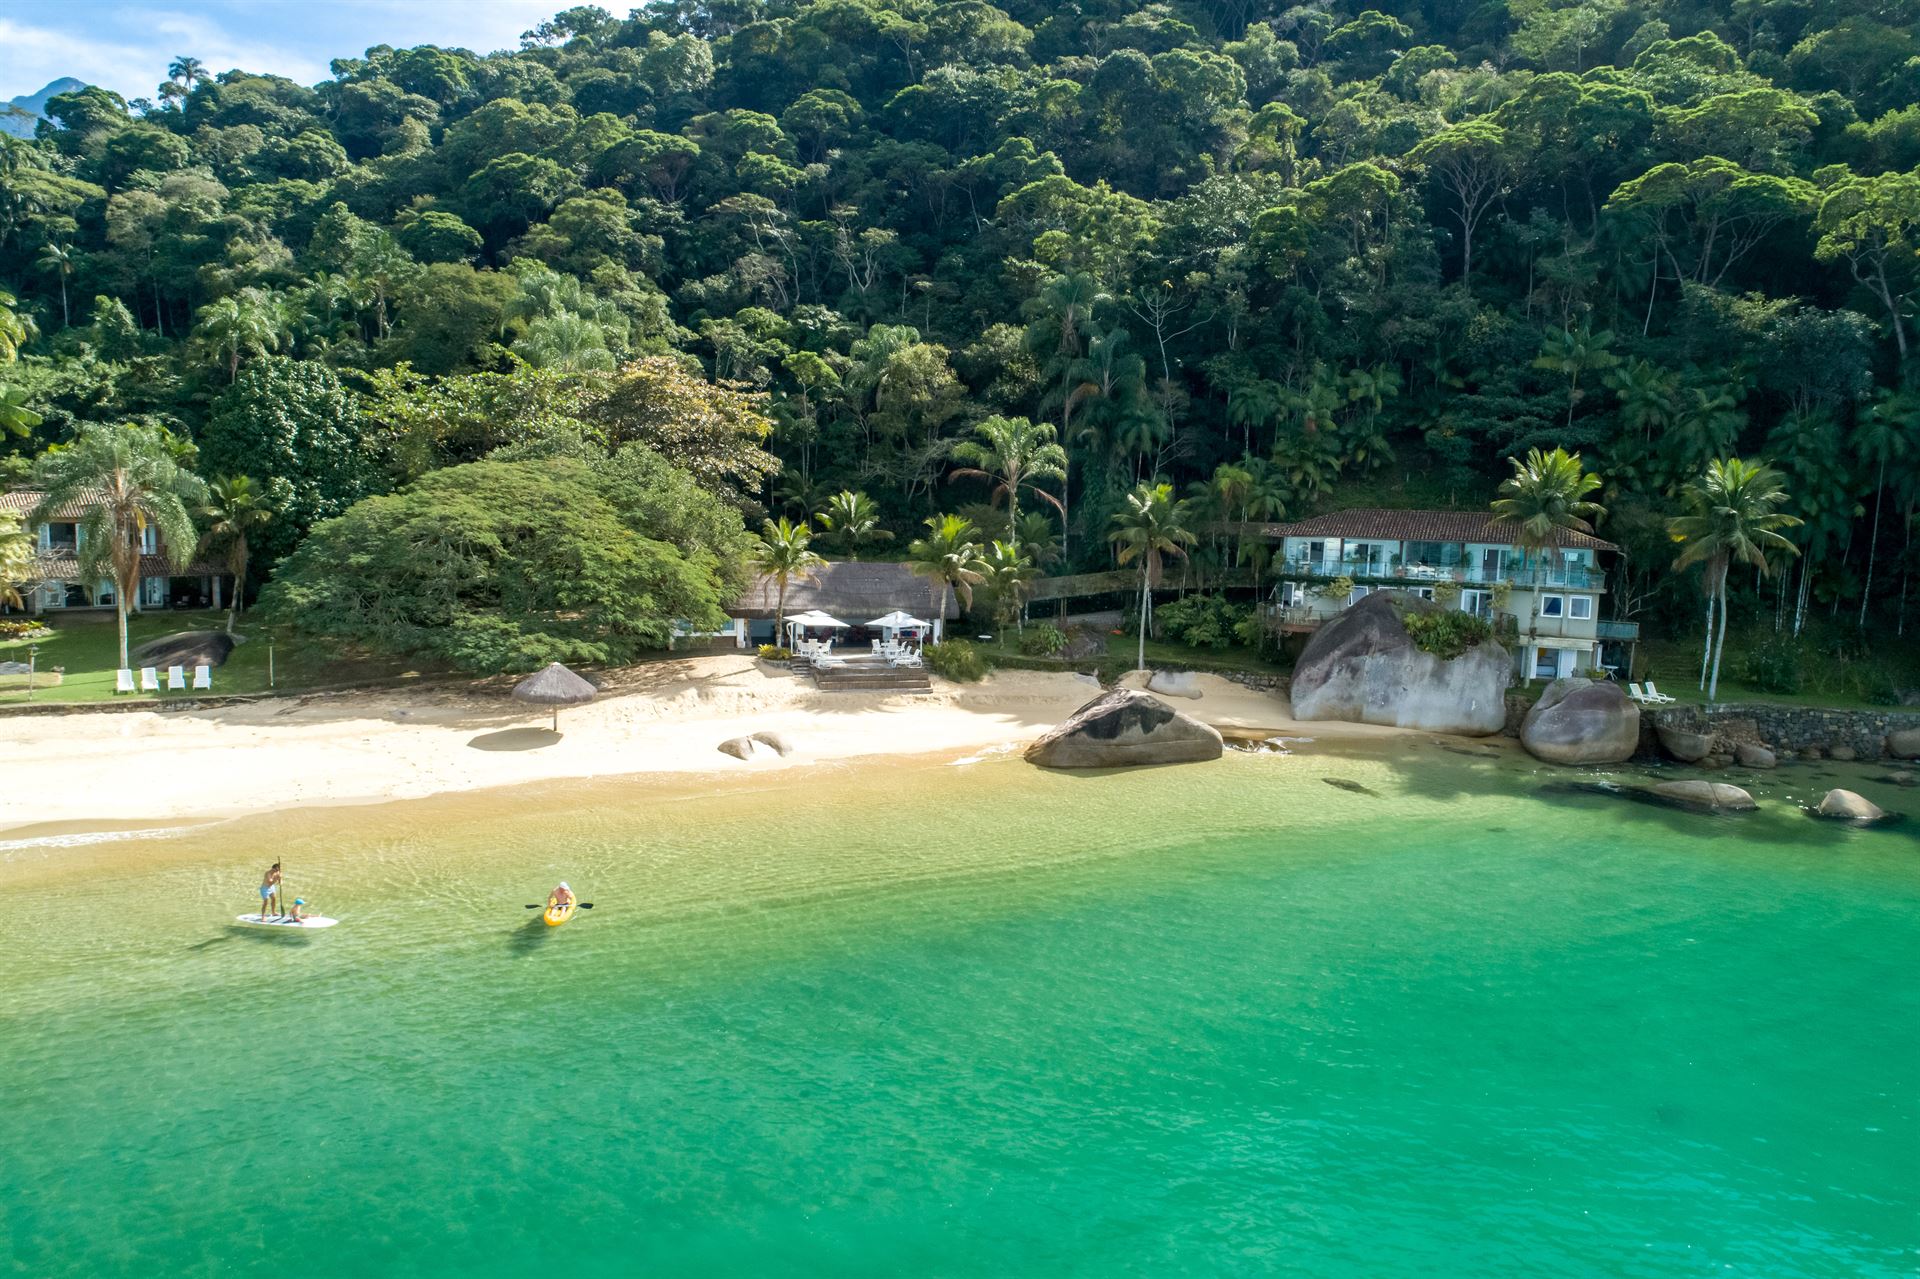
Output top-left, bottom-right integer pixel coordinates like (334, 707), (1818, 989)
(543, 898), (575, 927)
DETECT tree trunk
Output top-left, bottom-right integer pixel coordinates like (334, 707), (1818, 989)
(57, 278), (67, 328)
(116, 599), (130, 673)
(1708, 581), (1729, 703)
(1861, 454), (1884, 628)
(1136, 572), (1149, 671)
(1699, 584), (1714, 690)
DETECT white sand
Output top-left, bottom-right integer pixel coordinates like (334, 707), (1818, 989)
(0, 655), (1410, 833)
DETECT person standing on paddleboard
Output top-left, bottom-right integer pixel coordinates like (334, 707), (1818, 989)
(258, 863), (282, 916)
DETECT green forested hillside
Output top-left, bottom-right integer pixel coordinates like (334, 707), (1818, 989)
(0, 0), (1916, 669)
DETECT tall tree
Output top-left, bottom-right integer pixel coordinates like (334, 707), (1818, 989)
(1489, 447), (1607, 561)
(197, 475), (274, 635)
(1109, 482), (1196, 671)
(1669, 458), (1803, 702)
(949, 414), (1068, 531)
(814, 489), (891, 558)
(30, 424), (208, 671)
(748, 516), (822, 641)
(907, 513), (988, 614)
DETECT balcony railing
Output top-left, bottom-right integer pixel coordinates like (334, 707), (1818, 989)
(1595, 619), (1641, 641)
(1273, 557), (1606, 590)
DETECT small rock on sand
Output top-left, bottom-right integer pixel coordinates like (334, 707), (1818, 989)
(718, 736), (762, 760)
(750, 730), (793, 756)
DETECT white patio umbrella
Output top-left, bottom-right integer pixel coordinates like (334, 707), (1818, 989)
(866, 610), (929, 630)
(785, 609), (849, 647)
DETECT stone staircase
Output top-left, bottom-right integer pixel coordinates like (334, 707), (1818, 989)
(799, 655), (934, 694)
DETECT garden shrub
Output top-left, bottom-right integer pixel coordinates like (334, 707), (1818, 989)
(1018, 623), (1067, 657)
(1737, 634), (1803, 693)
(924, 640), (988, 682)
(757, 644), (792, 661)
(1153, 594), (1250, 649)
(1400, 609), (1491, 659)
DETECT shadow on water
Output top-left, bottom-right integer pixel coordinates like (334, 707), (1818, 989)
(468, 728), (563, 752)
(507, 917), (555, 956)
(217, 925), (322, 947)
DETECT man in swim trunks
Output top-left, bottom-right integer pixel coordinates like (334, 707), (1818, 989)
(549, 882), (575, 910)
(259, 863), (282, 916)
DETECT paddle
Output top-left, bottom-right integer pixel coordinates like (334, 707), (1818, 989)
(525, 902), (594, 909)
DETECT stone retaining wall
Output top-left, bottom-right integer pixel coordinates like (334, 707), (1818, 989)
(1655, 703), (1920, 760)
(1218, 671), (1290, 694)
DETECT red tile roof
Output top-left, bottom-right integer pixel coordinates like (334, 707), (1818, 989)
(27, 552), (224, 581)
(1255, 508), (1617, 552)
(0, 489), (95, 522)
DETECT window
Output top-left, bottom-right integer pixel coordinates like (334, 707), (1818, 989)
(1569, 595), (1593, 620)
(1538, 595), (1566, 618)
(141, 526), (157, 554)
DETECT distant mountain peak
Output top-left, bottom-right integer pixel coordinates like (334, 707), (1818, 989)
(1, 78), (90, 139)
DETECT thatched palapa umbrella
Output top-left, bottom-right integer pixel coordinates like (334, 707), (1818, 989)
(513, 662), (597, 732)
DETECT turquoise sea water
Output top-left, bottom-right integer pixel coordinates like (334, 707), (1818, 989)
(1, 744), (1916, 1276)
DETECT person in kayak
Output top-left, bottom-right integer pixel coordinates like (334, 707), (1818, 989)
(258, 863), (282, 915)
(549, 882), (575, 911)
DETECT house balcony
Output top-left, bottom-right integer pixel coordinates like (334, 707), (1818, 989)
(1272, 557), (1606, 591)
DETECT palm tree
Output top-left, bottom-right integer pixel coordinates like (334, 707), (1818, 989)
(907, 514), (988, 614)
(950, 414), (1068, 532)
(1109, 482), (1197, 671)
(1489, 446), (1606, 573)
(0, 511), (34, 608)
(193, 289), (281, 381)
(981, 539), (1037, 632)
(36, 242), (72, 328)
(1669, 458), (1803, 703)
(197, 475), (273, 634)
(814, 489), (892, 559)
(1026, 273), (1109, 560)
(1532, 326), (1619, 430)
(167, 56), (207, 118)
(31, 423), (208, 671)
(749, 517), (822, 642)
(0, 291), (38, 362)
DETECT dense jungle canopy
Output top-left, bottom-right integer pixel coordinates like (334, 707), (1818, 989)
(0, 0), (1917, 666)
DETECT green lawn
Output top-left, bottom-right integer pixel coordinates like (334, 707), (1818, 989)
(1632, 639), (1907, 712)
(0, 610), (418, 705)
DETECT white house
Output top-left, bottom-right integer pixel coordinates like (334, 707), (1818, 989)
(0, 490), (227, 614)
(1253, 509), (1638, 680)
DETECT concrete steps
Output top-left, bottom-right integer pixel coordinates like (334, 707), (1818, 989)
(804, 657), (934, 694)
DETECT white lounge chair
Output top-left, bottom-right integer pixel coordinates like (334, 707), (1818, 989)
(166, 665), (186, 691)
(1643, 681), (1677, 704)
(139, 667), (159, 693)
(1626, 682), (1650, 703)
(192, 664), (211, 690)
(115, 669), (136, 694)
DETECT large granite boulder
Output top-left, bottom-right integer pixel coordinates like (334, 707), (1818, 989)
(1656, 724), (1714, 762)
(1815, 789), (1888, 822)
(1886, 729), (1920, 759)
(1735, 743), (1777, 769)
(1290, 592), (1510, 736)
(1521, 678), (1640, 765)
(1648, 780), (1758, 812)
(1146, 670), (1203, 699)
(1026, 688), (1223, 769)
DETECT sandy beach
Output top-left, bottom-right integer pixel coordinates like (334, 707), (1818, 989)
(0, 655), (1419, 834)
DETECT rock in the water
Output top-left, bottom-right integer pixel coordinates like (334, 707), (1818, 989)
(1289, 592), (1510, 736)
(1735, 743), (1777, 769)
(1323, 778), (1381, 797)
(1520, 678), (1640, 765)
(1025, 688), (1223, 769)
(1799, 746), (1825, 761)
(1829, 744), (1858, 761)
(1648, 780), (1758, 812)
(718, 735), (762, 760)
(1146, 670), (1203, 700)
(1657, 725), (1714, 763)
(750, 730), (793, 756)
(1816, 788), (1887, 821)
(1886, 729), (1920, 759)
(1878, 770), (1916, 787)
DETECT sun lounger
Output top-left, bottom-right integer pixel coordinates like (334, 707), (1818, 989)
(166, 665), (186, 691)
(192, 664), (211, 690)
(115, 669), (135, 694)
(1626, 683), (1650, 703)
(139, 667), (159, 692)
(1643, 681), (1677, 704)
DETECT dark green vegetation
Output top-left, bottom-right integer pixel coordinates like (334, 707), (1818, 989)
(1400, 605), (1493, 658)
(0, 0), (1916, 686)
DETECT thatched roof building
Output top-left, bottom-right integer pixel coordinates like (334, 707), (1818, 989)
(731, 561), (958, 622)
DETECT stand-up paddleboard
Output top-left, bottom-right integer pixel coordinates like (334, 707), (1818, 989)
(235, 913), (338, 930)
(543, 900), (575, 927)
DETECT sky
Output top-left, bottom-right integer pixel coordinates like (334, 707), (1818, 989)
(0, 0), (569, 104)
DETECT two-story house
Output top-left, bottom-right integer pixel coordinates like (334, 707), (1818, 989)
(0, 490), (227, 615)
(1253, 509), (1639, 680)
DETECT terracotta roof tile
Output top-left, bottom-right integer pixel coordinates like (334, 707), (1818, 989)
(1256, 508), (1617, 552)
